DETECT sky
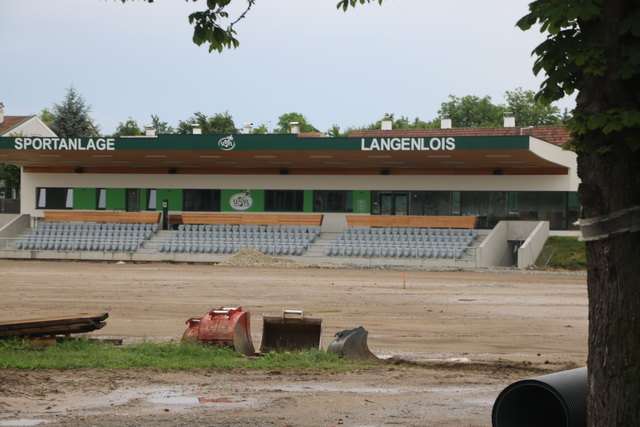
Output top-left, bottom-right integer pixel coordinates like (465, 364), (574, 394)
(1, 0), (576, 135)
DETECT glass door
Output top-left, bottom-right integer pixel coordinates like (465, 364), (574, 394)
(380, 192), (393, 215)
(379, 192), (408, 215)
(126, 189), (140, 212)
(393, 193), (408, 215)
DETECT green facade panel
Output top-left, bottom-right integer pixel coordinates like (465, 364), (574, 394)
(303, 190), (314, 213)
(106, 188), (126, 211)
(221, 189), (264, 212)
(157, 189), (183, 211)
(353, 190), (371, 213)
(140, 189), (149, 212)
(73, 188), (97, 210)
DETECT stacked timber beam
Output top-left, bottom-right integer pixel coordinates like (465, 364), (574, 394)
(0, 313), (108, 339)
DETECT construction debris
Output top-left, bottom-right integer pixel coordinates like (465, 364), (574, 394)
(217, 248), (297, 267)
(327, 326), (379, 361)
(0, 313), (108, 339)
(260, 309), (322, 353)
(182, 307), (255, 356)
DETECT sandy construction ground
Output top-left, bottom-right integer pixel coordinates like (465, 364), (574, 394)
(0, 259), (587, 426)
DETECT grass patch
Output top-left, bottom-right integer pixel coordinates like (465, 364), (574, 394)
(0, 339), (374, 371)
(536, 236), (586, 270)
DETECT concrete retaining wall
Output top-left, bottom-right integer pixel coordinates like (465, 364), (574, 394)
(518, 221), (550, 268)
(477, 221), (549, 268)
(0, 214), (30, 250)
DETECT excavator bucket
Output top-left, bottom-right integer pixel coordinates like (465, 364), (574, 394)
(181, 306), (255, 356)
(259, 309), (322, 353)
(327, 326), (379, 361)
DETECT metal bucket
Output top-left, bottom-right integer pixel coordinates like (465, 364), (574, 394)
(259, 309), (322, 353)
(327, 326), (379, 361)
(181, 306), (255, 356)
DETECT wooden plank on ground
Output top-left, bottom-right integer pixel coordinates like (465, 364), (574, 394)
(0, 313), (109, 338)
(0, 322), (107, 338)
(0, 313), (108, 329)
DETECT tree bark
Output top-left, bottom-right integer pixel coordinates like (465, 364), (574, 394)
(578, 146), (640, 426)
(576, 2), (640, 425)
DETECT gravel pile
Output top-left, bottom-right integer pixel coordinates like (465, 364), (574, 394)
(217, 248), (351, 269)
(217, 248), (299, 267)
(217, 248), (585, 274)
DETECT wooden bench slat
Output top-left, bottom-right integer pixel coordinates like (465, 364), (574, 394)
(346, 215), (477, 229)
(44, 211), (161, 224)
(180, 213), (323, 226)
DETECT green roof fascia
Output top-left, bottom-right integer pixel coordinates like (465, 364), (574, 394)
(0, 134), (530, 151)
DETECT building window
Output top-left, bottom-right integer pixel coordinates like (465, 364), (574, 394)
(265, 190), (303, 212)
(313, 190), (352, 212)
(567, 192), (580, 230)
(369, 190), (578, 230)
(147, 189), (157, 211)
(460, 191), (507, 229)
(538, 192), (565, 230)
(408, 191), (452, 216)
(36, 187), (73, 210)
(184, 189), (220, 212)
(97, 188), (106, 210)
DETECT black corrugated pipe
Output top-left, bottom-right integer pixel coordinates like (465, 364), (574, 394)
(492, 367), (587, 427)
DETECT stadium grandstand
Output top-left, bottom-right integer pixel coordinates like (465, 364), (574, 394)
(0, 114), (578, 268)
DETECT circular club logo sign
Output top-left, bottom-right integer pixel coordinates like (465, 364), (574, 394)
(230, 191), (253, 211)
(218, 135), (235, 151)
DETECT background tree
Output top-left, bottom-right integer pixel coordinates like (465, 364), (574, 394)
(176, 111), (237, 134)
(251, 123), (269, 134)
(50, 87), (99, 137)
(358, 113), (438, 131)
(0, 163), (20, 198)
(150, 114), (175, 135)
(112, 118), (143, 137)
(327, 124), (348, 137)
(504, 87), (562, 125)
(437, 90), (562, 127)
(355, 89), (560, 131)
(273, 112), (319, 134)
(437, 95), (504, 127)
(39, 109), (54, 123)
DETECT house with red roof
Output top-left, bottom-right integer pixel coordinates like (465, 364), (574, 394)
(0, 103), (56, 138)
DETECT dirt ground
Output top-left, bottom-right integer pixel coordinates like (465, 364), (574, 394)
(0, 259), (587, 427)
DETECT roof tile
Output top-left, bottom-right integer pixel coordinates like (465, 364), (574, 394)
(349, 125), (571, 147)
(0, 116), (32, 135)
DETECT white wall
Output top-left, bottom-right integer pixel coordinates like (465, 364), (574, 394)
(2, 117), (56, 137)
(477, 220), (548, 268)
(21, 171), (579, 217)
(477, 221), (509, 267)
(517, 221), (550, 268)
(530, 137), (579, 191)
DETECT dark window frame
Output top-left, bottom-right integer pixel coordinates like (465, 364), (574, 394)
(265, 190), (304, 212)
(313, 190), (353, 213)
(35, 187), (73, 210)
(183, 189), (221, 212)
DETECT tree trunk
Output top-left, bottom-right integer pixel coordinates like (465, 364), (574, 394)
(578, 146), (640, 426)
(576, 2), (640, 425)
